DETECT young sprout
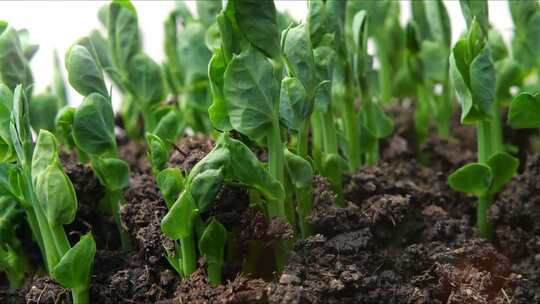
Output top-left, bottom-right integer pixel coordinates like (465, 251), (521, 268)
(3, 84), (96, 303)
(448, 18), (519, 238)
(410, 0), (453, 139)
(65, 43), (131, 250)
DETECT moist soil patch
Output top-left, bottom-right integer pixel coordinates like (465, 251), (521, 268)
(2, 103), (539, 303)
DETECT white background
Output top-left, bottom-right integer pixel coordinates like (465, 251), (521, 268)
(0, 1), (515, 106)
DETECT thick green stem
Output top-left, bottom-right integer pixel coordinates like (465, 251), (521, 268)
(311, 113), (323, 170)
(321, 112), (338, 155)
(365, 143), (379, 166)
(297, 121), (309, 160)
(141, 106), (157, 134)
(71, 286), (90, 304)
(343, 97), (360, 170)
(180, 234), (197, 277)
(477, 120), (492, 164)
(297, 188), (313, 238)
(376, 38), (392, 104)
(207, 262), (222, 285)
(267, 118), (286, 220)
(490, 100), (504, 154)
(436, 79), (452, 138)
(476, 195), (492, 239)
(108, 190), (132, 251)
(50, 224), (71, 257)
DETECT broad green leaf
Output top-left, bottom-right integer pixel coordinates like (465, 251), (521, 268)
(198, 218), (227, 284)
(126, 53), (165, 109)
(17, 29), (38, 61)
(178, 22), (212, 84)
(222, 136), (284, 202)
(73, 93), (116, 156)
(284, 148), (313, 191)
(487, 29), (508, 62)
(420, 41), (449, 83)
(223, 46), (278, 140)
(65, 45), (108, 97)
(313, 80), (332, 113)
(0, 84), (13, 161)
(494, 58), (522, 100)
(197, 1), (222, 25)
(51, 233), (95, 289)
(146, 133), (170, 175)
(230, 0), (280, 59)
(469, 45), (495, 116)
(189, 146), (230, 179)
(31, 130), (59, 184)
(307, 0), (329, 46)
(154, 109), (181, 142)
(448, 163), (492, 196)
(9, 85), (33, 167)
(190, 168), (224, 212)
(486, 152), (518, 194)
(94, 157), (130, 191)
(35, 164), (77, 225)
(156, 168), (184, 209)
(29, 92), (59, 132)
(279, 77), (308, 131)
(282, 23), (316, 94)
(0, 25), (33, 92)
(54, 107), (76, 149)
(108, 0), (140, 71)
(459, 0), (490, 34)
(424, 0), (451, 47)
(161, 190), (197, 240)
(208, 50), (232, 131)
(508, 93), (540, 129)
(361, 103), (394, 139)
(313, 45), (335, 83)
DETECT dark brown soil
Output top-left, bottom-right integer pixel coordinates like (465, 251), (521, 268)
(2, 106), (539, 303)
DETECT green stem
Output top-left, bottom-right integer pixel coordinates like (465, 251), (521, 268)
(436, 79), (452, 138)
(50, 224), (71, 257)
(142, 106), (157, 134)
(180, 234), (197, 277)
(477, 120), (492, 164)
(365, 142), (379, 165)
(297, 120), (309, 160)
(267, 118), (286, 220)
(71, 286), (90, 304)
(415, 85), (430, 144)
(321, 111), (338, 155)
(490, 100), (504, 154)
(297, 188), (313, 238)
(206, 262), (222, 285)
(311, 113), (323, 170)
(376, 38), (392, 104)
(343, 94), (360, 170)
(108, 190), (131, 251)
(476, 194), (492, 239)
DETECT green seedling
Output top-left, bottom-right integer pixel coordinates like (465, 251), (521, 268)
(65, 43), (131, 250)
(449, 17), (518, 238)
(0, 84), (95, 303)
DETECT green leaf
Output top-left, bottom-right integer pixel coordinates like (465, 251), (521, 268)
(307, 0), (329, 46)
(146, 133), (170, 175)
(279, 77), (308, 131)
(161, 190), (198, 240)
(108, 0), (140, 71)
(94, 157), (130, 191)
(230, 0), (280, 59)
(9, 85), (33, 167)
(459, 0), (490, 34)
(31, 130), (59, 184)
(197, 1), (222, 25)
(73, 93), (116, 156)
(178, 22), (212, 84)
(420, 41), (449, 83)
(424, 0), (451, 47)
(52, 50), (68, 108)
(156, 168), (184, 209)
(448, 163), (492, 196)
(198, 218), (227, 284)
(508, 93), (540, 129)
(0, 84), (13, 161)
(486, 152), (518, 195)
(126, 53), (165, 109)
(154, 108), (181, 142)
(54, 107), (76, 149)
(189, 146), (230, 178)
(282, 23), (316, 95)
(65, 45), (108, 97)
(0, 25), (33, 92)
(208, 50), (232, 131)
(221, 136), (284, 203)
(494, 57), (522, 100)
(361, 103), (394, 139)
(51, 233), (96, 289)
(35, 163), (77, 226)
(223, 46), (278, 140)
(284, 149), (313, 217)
(190, 168), (224, 212)
(29, 92), (59, 133)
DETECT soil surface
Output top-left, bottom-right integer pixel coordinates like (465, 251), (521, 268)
(1, 102), (539, 303)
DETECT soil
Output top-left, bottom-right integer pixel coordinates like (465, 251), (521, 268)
(2, 102), (539, 303)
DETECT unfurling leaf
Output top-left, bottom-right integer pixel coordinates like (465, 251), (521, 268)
(448, 163), (492, 196)
(51, 233), (96, 289)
